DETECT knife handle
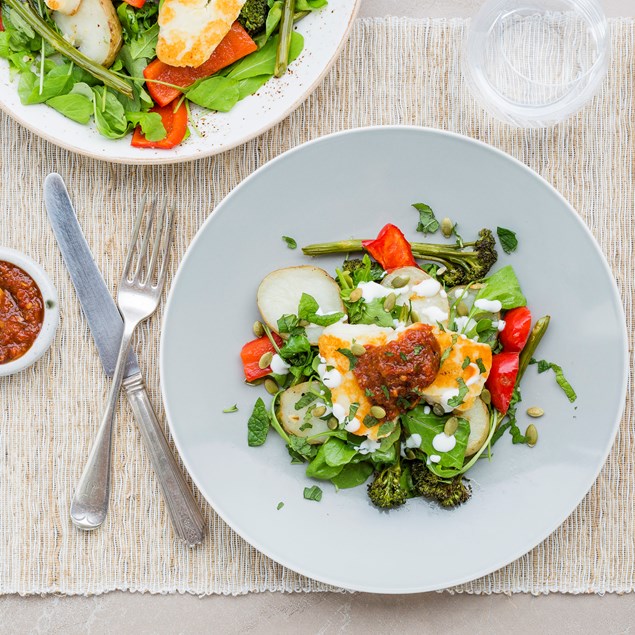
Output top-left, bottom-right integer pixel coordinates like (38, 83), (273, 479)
(123, 372), (206, 547)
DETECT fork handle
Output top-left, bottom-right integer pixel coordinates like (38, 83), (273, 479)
(124, 372), (206, 546)
(70, 325), (135, 530)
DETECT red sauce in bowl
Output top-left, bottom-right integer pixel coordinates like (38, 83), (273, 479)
(0, 260), (44, 364)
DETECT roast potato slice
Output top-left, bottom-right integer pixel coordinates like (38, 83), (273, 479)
(462, 397), (490, 457)
(278, 382), (331, 444)
(53, 0), (122, 67)
(257, 266), (345, 345)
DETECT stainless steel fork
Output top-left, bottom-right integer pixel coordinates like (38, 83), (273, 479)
(70, 200), (174, 530)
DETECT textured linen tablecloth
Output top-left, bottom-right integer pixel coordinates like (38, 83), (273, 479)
(0, 17), (633, 596)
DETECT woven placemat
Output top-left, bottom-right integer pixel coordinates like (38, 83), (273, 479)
(0, 17), (633, 596)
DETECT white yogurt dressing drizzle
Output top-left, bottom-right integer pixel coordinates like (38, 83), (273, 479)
(432, 431), (457, 453)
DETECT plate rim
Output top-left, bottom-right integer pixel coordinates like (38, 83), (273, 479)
(160, 125), (629, 593)
(0, 0), (361, 166)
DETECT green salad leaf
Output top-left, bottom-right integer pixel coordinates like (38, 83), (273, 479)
(474, 265), (526, 310)
(247, 397), (270, 446)
(496, 226), (518, 254)
(46, 93), (93, 124)
(228, 32), (303, 80)
(530, 358), (577, 402)
(331, 462), (374, 489)
(402, 407), (470, 475)
(298, 293), (344, 327)
(412, 202), (439, 235)
(186, 76), (240, 112)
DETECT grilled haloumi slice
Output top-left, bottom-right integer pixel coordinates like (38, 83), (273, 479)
(157, 0), (246, 68)
(318, 323), (493, 440)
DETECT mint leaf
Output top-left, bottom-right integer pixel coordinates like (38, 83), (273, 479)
(530, 358), (577, 402)
(412, 203), (439, 235)
(282, 235), (297, 249)
(247, 398), (270, 446)
(303, 485), (323, 502)
(337, 347), (358, 371)
(447, 378), (468, 408)
(497, 227), (518, 254)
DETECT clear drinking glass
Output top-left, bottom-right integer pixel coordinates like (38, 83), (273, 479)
(463, 0), (609, 127)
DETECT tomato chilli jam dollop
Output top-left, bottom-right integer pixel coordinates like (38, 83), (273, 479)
(0, 261), (44, 364)
(353, 324), (441, 419)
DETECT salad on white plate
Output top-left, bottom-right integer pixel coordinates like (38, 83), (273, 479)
(239, 205), (577, 509)
(0, 0), (325, 149)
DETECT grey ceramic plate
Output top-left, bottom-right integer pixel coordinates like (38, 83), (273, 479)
(160, 127), (628, 593)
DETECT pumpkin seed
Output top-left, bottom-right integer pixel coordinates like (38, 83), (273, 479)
(399, 304), (409, 323)
(384, 293), (397, 312)
(349, 287), (363, 302)
(405, 449), (416, 460)
(342, 272), (354, 288)
(252, 320), (265, 338)
(391, 275), (410, 289)
(264, 378), (279, 395)
(410, 310), (420, 323)
(457, 301), (469, 317)
(327, 417), (339, 430)
(258, 351), (273, 369)
(433, 403), (446, 417)
(526, 407), (544, 418)
(351, 343), (366, 356)
(441, 217), (453, 238)
(444, 416), (459, 436)
(525, 424), (538, 447)
(298, 319), (310, 327)
(370, 405), (386, 419)
(480, 388), (491, 405)
(312, 405), (326, 418)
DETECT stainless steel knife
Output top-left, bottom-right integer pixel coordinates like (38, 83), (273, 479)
(44, 173), (205, 547)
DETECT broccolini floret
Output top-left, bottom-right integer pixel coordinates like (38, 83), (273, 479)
(367, 460), (407, 509)
(410, 461), (471, 508)
(238, 0), (269, 34)
(342, 257), (385, 283)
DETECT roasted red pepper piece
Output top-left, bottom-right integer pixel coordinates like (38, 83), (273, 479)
(123, 0), (146, 8)
(131, 100), (188, 149)
(486, 352), (519, 415)
(500, 306), (532, 353)
(362, 224), (418, 271)
(240, 333), (284, 382)
(143, 22), (257, 107)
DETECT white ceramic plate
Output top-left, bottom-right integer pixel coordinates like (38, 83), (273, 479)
(0, 1), (359, 164)
(160, 127), (628, 593)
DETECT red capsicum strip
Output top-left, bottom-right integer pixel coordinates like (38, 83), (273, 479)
(362, 224), (418, 271)
(240, 333), (284, 382)
(500, 306), (532, 353)
(131, 100), (188, 149)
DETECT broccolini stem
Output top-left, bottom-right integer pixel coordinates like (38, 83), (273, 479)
(274, 0), (295, 77)
(302, 239), (479, 260)
(517, 315), (550, 382)
(4, 0), (133, 98)
(269, 391), (290, 443)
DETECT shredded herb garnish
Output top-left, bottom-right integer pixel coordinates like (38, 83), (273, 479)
(303, 485), (323, 502)
(223, 404), (238, 413)
(282, 235), (297, 249)
(530, 358), (577, 402)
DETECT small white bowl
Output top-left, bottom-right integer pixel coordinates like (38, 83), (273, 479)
(0, 247), (59, 377)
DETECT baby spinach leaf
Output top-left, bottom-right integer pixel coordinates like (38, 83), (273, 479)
(280, 327), (311, 355)
(322, 438), (357, 467)
(228, 32), (304, 81)
(298, 293), (344, 327)
(247, 397), (270, 446)
(18, 64), (74, 105)
(412, 202), (439, 235)
(331, 462), (374, 489)
(126, 111), (167, 141)
(306, 444), (344, 479)
(356, 297), (394, 327)
(237, 74), (271, 99)
(186, 76), (240, 112)
(530, 358), (577, 402)
(403, 407), (470, 472)
(93, 87), (130, 139)
(497, 227), (518, 254)
(303, 485), (323, 502)
(46, 93), (93, 124)
(474, 265), (526, 310)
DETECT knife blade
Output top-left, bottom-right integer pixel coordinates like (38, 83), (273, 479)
(44, 174), (139, 378)
(44, 173), (205, 546)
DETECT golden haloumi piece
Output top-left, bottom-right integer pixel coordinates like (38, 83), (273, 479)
(157, 0), (246, 68)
